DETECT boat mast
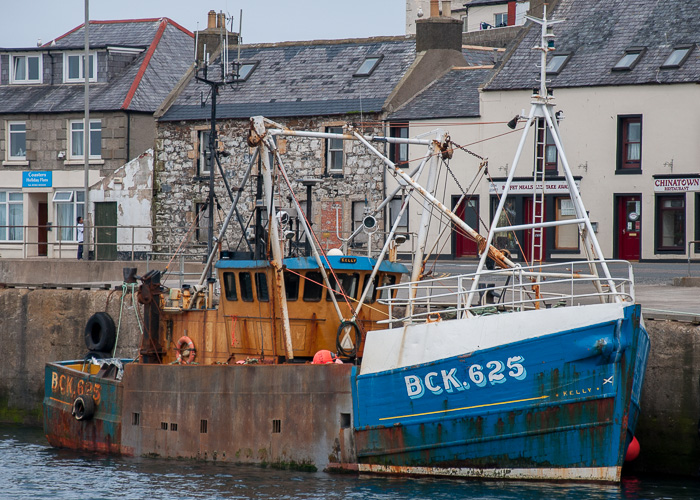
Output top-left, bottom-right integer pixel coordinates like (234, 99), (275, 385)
(466, 6), (619, 307)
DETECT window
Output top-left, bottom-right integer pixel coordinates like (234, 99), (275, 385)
(546, 54), (571, 75)
(284, 270), (299, 301)
(361, 274), (377, 304)
(235, 62), (258, 81)
(389, 124), (408, 165)
(239, 272), (254, 301)
(0, 191), (23, 241)
(661, 45), (693, 69)
(8, 122), (27, 160)
(53, 190), (84, 241)
(461, 15), (468, 33)
(377, 274), (397, 301)
(10, 54), (41, 83)
(613, 47), (645, 71)
(255, 272), (269, 302)
(326, 126), (344, 173)
(656, 195), (685, 252)
(354, 56), (382, 77)
(554, 197), (579, 250)
(326, 273), (359, 302)
(303, 271), (323, 301)
(536, 118), (557, 172)
(198, 130), (211, 176)
(617, 116), (642, 172)
(494, 13), (508, 28)
(389, 197), (409, 234)
(64, 52), (97, 82)
(69, 119), (102, 159)
(352, 201), (369, 247)
(196, 202), (209, 243)
(223, 272), (238, 301)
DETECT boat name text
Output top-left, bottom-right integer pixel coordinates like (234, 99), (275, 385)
(50, 371), (102, 405)
(404, 356), (526, 400)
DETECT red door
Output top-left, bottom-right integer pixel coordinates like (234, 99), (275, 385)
(452, 196), (478, 257)
(617, 195), (641, 260)
(523, 197), (546, 264)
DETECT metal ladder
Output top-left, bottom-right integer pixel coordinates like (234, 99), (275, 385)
(530, 118), (547, 264)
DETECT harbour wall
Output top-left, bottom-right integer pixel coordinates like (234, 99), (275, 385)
(0, 286), (698, 477)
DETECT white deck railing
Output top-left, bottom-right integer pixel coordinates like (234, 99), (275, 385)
(378, 260), (635, 324)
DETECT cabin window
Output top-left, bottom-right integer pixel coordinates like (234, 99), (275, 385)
(303, 271), (323, 301)
(223, 272), (237, 301)
(239, 272), (254, 302)
(377, 274), (397, 300)
(327, 273), (359, 301)
(255, 272), (269, 302)
(361, 274), (376, 303)
(284, 270), (299, 301)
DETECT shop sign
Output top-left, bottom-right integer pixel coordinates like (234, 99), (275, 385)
(653, 177), (700, 193)
(22, 171), (52, 188)
(489, 179), (580, 195)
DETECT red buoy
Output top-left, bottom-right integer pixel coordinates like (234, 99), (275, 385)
(625, 436), (640, 461)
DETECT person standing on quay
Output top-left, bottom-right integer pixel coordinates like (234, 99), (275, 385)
(77, 216), (84, 260)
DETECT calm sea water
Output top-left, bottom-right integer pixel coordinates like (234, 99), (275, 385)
(1, 424), (698, 500)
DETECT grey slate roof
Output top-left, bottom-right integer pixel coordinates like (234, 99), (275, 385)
(0, 19), (193, 114)
(487, 0), (700, 90)
(160, 37), (417, 121)
(387, 47), (497, 121)
(387, 67), (491, 121)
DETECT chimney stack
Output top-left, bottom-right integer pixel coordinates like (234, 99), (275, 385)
(416, 0), (461, 53)
(196, 10), (240, 66)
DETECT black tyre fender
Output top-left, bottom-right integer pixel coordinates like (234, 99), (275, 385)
(84, 312), (116, 353)
(336, 320), (361, 359)
(72, 395), (96, 421)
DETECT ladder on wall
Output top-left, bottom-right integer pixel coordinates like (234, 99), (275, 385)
(531, 118), (547, 264)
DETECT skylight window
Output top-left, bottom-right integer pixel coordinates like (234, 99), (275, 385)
(612, 47), (645, 71)
(661, 45), (693, 69)
(234, 62), (258, 81)
(354, 56), (382, 77)
(546, 53), (572, 75)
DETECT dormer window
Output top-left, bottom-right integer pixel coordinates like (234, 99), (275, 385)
(612, 47), (645, 71)
(234, 62), (258, 82)
(10, 54), (42, 84)
(354, 56), (382, 77)
(546, 53), (572, 75)
(661, 45), (694, 69)
(64, 53), (97, 82)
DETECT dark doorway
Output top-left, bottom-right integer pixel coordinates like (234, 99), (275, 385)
(95, 202), (117, 260)
(38, 202), (48, 256)
(615, 195), (641, 260)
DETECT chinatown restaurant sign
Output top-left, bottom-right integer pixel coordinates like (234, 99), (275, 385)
(489, 179), (581, 195)
(653, 177), (700, 193)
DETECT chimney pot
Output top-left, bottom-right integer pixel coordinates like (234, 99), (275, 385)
(441, 0), (452, 17)
(430, 0), (440, 17)
(207, 10), (217, 29)
(217, 12), (225, 29)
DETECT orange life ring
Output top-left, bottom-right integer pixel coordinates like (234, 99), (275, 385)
(175, 336), (196, 364)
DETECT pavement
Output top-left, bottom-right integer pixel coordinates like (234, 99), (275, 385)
(423, 260), (700, 320)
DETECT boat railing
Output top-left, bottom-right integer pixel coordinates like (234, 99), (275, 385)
(377, 259), (635, 325)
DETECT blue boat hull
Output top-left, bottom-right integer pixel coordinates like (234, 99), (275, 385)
(353, 303), (649, 481)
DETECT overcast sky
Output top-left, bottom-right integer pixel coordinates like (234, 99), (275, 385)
(0, 0), (406, 48)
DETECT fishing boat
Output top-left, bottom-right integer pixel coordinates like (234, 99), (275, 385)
(44, 10), (649, 482)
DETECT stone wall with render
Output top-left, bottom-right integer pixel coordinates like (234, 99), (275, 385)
(153, 115), (389, 254)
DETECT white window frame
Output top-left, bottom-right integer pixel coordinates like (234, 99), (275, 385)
(53, 190), (85, 241)
(10, 54), (42, 84)
(198, 130), (211, 176)
(326, 126), (344, 173)
(389, 197), (409, 234)
(7, 121), (27, 160)
(0, 191), (24, 241)
(69, 119), (102, 160)
(494, 12), (508, 28)
(63, 52), (97, 83)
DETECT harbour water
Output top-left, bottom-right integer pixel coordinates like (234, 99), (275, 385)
(1, 424), (698, 500)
